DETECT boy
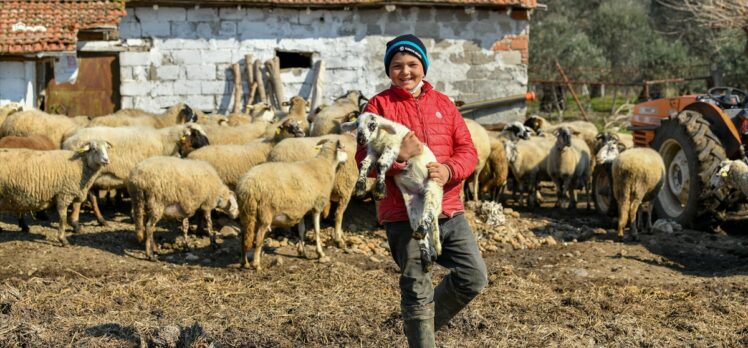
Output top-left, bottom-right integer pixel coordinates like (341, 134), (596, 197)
(355, 34), (488, 347)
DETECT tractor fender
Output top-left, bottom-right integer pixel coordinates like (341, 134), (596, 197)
(683, 102), (743, 159)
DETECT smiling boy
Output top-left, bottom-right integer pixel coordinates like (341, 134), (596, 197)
(355, 34), (488, 347)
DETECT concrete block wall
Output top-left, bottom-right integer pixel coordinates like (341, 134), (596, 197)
(0, 61), (36, 108)
(119, 6), (529, 123)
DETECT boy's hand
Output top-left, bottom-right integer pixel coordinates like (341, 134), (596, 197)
(427, 162), (450, 186)
(397, 132), (423, 162)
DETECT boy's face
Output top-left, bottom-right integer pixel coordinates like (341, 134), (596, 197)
(388, 52), (424, 91)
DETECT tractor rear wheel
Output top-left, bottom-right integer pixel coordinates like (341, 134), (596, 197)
(592, 162), (617, 216)
(651, 110), (726, 227)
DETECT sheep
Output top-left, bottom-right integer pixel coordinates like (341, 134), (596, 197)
(595, 131), (634, 154)
(595, 139), (627, 164)
(340, 112), (442, 271)
(187, 119), (306, 189)
(127, 156), (239, 261)
(710, 159), (748, 198)
(499, 121), (532, 142)
(547, 127), (592, 210)
(503, 135), (556, 208)
(265, 96), (310, 137)
(0, 134), (57, 151)
(200, 120), (271, 145)
(236, 139), (348, 270)
(524, 115), (599, 156)
(478, 136), (509, 202)
(266, 133), (358, 248)
(88, 103), (197, 128)
(309, 90), (367, 136)
(611, 147), (665, 241)
(464, 119), (491, 202)
(0, 109), (82, 147)
(0, 102), (25, 125)
(61, 124), (209, 229)
(0, 140), (111, 245)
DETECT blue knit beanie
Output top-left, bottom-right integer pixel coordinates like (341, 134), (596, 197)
(384, 34), (429, 76)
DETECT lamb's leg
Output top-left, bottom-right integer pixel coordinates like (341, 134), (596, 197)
(472, 175), (480, 202)
(297, 218), (308, 259)
(423, 185), (442, 256)
(373, 148), (398, 200)
(313, 210), (325, 259)
(553, 177), (563, 208)
(629, 199), (642, 241)
(204, 209), (217, 250)
(355, 150), (377, 197)
(55, 199), (71, 246)
(566, 177), (577, 210)
(17, 213), (29, 233)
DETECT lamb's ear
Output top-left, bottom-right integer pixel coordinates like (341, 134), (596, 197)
(77, 144), (91, 154)
(379, 123), (397, 134)
(336, 139), (345, 151)
(596, 133), (605, 141)
(105, 141), (114, 149)
(340, 121), (357, 133)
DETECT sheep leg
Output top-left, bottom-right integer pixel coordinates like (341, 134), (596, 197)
(89, 192), (107, 226)
(566, 177), (577, 210)
(204, 209), (217, 250)
(145, 204), (163, 261)
(616, 197), (630, 242)
(313, 210), (325, 259)
(180, 218), (190, 250)
(55, 199), (71, 246)
(253, 222), (270, 271)
(17, 213), (29, 233)
(333, 196), (350, 249)
(472, 176), (480, 202)
(629, 199), (642, 241)
(553, 177), (563, 208)
(297, 218), (308, 259)
(355, 150), (377, 197)
(373, 148), (398, 200)
(131, 189), (146, 244)
(240, 216), (257, 269)
(70, 202), (82, 234)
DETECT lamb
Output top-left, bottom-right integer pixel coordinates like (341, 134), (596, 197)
(61, 124), (209, 229)
(611, 147), (665, 241)
(464, 119), (491, 202)
(340, 112), (442, 271)
(309, 90), (367, 136)
(710, 159), (748, 198)
(88, 103), (197, 128)
(478, 136), (509, 202)
(236, 139), (348, 270)
(0, 109), (82, 147)
(504, 135), (556, 208)
(547, 127), (592, 210)
(0, 140), (111, 245)
(127, 156), (239, 260)
(266, 96), (310, 137)
(187, 119), (306, 189)
(266, 133), (358, 248)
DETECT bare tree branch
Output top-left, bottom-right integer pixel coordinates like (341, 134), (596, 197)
(658, 0), (748, 31)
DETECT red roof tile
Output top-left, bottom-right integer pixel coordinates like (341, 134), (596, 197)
(0, 0), (127, 55)
(128, 0), (537, 9)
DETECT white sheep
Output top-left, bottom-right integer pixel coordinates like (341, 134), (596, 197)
(236, 139), (348, 270)
(547, 127), (592, 210)
(0, 140), (111, 245)
(710, 159), (748, 198)
(89, 103), (198, 128)
(127, 156), (239, 260)
(340, 112), (443, 271)
(266, 133), (358, 248)
(525, 115), (599, 157)
(200, 120), (271, 145)
(187, 119), (306, 189)
(504, 135), (556, 208)
(611, 147), (665, 241)
(0, 109), (82, 147)
(464, 119), (491, 202)
(595, 131), (634, 155)
(309, 90), (366, 136)
(61, 124), (209, 229)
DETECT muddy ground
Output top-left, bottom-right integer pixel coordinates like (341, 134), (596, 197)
(0, 189), (747, 347)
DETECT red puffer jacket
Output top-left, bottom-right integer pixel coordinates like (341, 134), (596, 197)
(356, 81), (478, 223)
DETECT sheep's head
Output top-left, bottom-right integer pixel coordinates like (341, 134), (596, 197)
(75, 140), (111, 169)
(173, 103), (197, 123)
(216, 189), (239, 219)
(710, 160), (734, 188)
(283, 96), (308, 113)
(340, 112), (396, 145)
(523, 115), (544, 133)
(553, 127), (575, 149)
(502, 121), (530, 141)
(315, 139), (348, 165)
(276, 119), (306, 139)
(595, 131), (620, 145)
(178, 124), (209, 157)
(596, 140), (622, 164)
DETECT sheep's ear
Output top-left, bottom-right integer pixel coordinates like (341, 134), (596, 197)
(616, 143), (626, 153)
(571, 129), (580, 136)
(77, 144), (91, 154)
(340, 121), (357, 133)
(105, 141), (113, 149)
(720, 163), (731, 177)
(552, 128), (561, 136)
(596, 133), (605, 141)
(379, 123), (397, 134)
(316, 139), (331, 146)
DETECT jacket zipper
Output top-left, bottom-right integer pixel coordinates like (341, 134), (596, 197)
(414, 93), (428, 144)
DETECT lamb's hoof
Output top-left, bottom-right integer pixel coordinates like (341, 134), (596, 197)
(354, 180), (367, 197)
(412, 226), (427, 240)
(71, 222), (81, 234)
(373, 182), (386, 200)
(334, 238), (346, 249)
(252, 262), (262, 271)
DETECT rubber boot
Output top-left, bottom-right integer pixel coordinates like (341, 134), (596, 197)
(402, 303), (436, 348)
(433, 278), (475, 331)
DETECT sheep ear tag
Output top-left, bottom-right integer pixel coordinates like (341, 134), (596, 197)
(314, 145), (321, 151)
(180, 136), (187, 141)
(276, 128), (281, 135)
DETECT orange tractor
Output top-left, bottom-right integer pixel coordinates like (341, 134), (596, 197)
(595, 87), (748, 227)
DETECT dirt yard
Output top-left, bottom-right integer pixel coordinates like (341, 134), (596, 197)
(1, 191), (747, 347)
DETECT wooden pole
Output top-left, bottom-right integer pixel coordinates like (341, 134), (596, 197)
(265, 57), (286, 112)
(244, 54), (253, 107)
(253, 59), (267, 104)
(231, 63), (242, 114)
(609, 86), (619, 115)
(308, 60), (325, 122)
(555, 60), (589, 121)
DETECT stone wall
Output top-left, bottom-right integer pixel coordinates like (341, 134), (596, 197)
(119, 6), (529, 123)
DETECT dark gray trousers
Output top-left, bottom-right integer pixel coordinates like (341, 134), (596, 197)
(385, 214), (488, 326)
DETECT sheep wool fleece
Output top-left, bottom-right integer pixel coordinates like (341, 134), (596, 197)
(360, 80), (478, 224)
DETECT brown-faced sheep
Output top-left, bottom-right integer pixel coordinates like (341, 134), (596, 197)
(464, 119), (491, 202)
(309, 90), (366, 136)
(478, 136), (509, 202)
(612, 147), (665, 241)
(128, 157), (239, 261)
(0, 141), (111, 245)
(237, 140), (348, 270)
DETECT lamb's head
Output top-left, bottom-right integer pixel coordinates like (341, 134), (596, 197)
(177, 124), (210, 157)
(247, 102), (275, 122)
(502, 121), (531, 141)
(276, 119), (306, 139)
(595, 131), (620, 146)
(710, 160), (734, 188)
(316, 139), (348, 165)
(523, 115), (545, 133)
(215, 188), (239, 219)
(504, 139), (518, 163)
(75, 140), (112, 169)
(339, 112), (389, 145)
(283, 96), (309, 113)
(596, 140), (622, 164)
(170, 102), (197, 124)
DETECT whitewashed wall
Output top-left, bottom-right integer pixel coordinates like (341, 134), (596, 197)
(119, 6), (529, 122)
(0, 61), (36, 108)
